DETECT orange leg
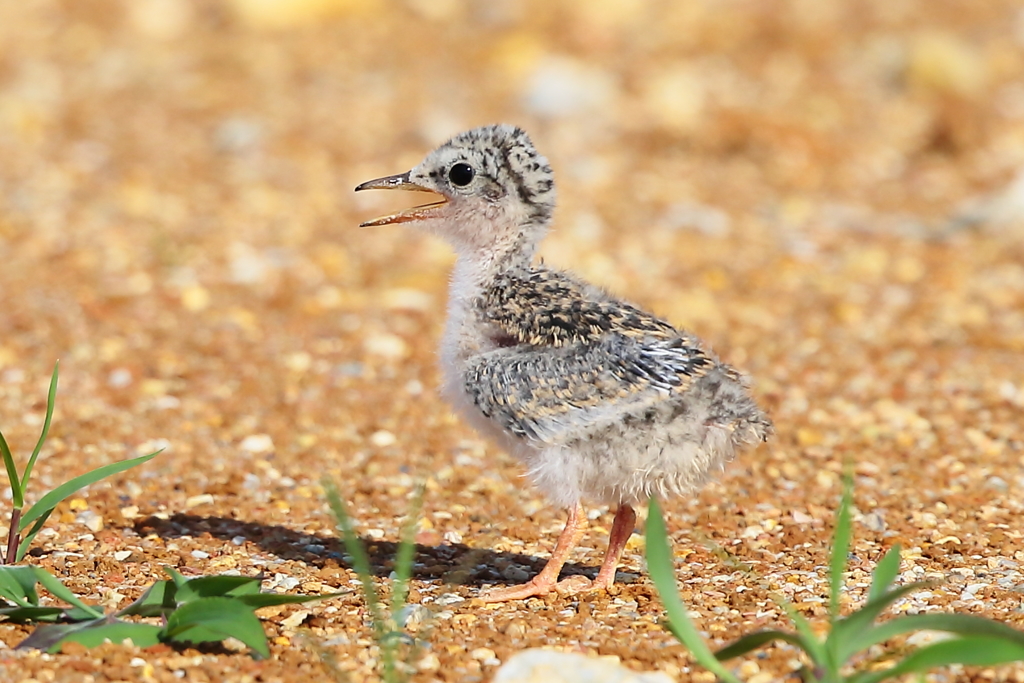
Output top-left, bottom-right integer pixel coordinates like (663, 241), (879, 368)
(592, 504), (636, 590)
(480, 503), (589, 602)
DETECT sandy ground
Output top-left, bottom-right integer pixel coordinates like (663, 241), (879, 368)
(1, 1), (1023, 681)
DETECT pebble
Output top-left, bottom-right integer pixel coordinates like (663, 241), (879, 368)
(523, 56), (615, 119)
(493, 650), (673, 683)
(397, 604), (431, 629)
(185, 494), (215, 509)
(363, 333), (409, 360)
(418, 652), (441, 672)
(435, 593), (465, 606)
(369, 430), (396, 447)
(861, 511), (886, 532)
(75, 510), (104, 533)
(239, 434), (274, 454)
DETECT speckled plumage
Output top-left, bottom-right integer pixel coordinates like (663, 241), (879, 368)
(356, 124), (772, 600)
(465, 264), (769, 508)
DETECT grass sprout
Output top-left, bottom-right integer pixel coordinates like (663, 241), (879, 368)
(645, 471), (1024, 682)
(0, 361), (161, 563)
(0, 565), (345, 657)
(322, 476), (426, 683)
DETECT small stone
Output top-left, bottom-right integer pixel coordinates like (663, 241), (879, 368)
(494, 650), (673, 683)
(75, 510), (104, 533)
(501, 565), (531, 582)
(503, 620), (526, 638)
(185, 493), (215, 509)
(114, 550), (132, 562)
(523, 56), (615, 119)
(985, 476), (1009, 492)
(435, 593), (465, 606)
(280, 609), (311, 629)
(791, 509), (814, 524)
(240, 434), (274, 454)
(191, 550), (210, 559)
(397, 603), (431, 629)
(363, 333), (409, 360)
(108, 368), (133, 388)
(382, 288), (434, 312)
(418, 652), (441, 672)
(180, 284), (210, 311)
(861, 511), (886, 532)
(471, 647), (496, 662)
(369, 430), (396, 447)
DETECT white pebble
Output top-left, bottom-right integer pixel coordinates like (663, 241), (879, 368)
(240, 434), (274, 454)
(369, 430), (396, 447)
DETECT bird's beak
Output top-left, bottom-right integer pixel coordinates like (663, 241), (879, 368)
(354, 172), (448, 227)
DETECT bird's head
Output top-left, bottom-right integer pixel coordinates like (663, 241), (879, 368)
(355, 124), (556, 258)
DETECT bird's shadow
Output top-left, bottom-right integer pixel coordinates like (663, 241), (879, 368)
(133, 513), (598, 589)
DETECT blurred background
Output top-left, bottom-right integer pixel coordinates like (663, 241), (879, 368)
(1, 0), (1024, 679)
(1, 0), (1023, 538)
(1, 0), (1022, 514)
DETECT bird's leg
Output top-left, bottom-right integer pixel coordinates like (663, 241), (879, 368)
(592, 503), (637, 590)
(480, 503), (588, 602)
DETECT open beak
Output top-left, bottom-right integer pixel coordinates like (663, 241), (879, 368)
(354, 172), (448, 227)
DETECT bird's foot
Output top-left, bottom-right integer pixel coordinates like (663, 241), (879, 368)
(479, 574), (593, 603)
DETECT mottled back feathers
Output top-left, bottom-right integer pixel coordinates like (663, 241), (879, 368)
(464, 266), (743, 445)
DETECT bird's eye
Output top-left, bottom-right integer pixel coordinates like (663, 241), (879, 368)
(448, 162), (475, 187)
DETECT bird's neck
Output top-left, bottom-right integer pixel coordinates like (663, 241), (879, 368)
(449, 232), (536, 300)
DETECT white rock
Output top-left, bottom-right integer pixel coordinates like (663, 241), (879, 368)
(185, 493), (215, 509)
(493, 650), (673, 683)
(523, 56), (615, 119)
(75, 510), (104, 533)
(240, 433), (274, 454)
(369, 430), (396, 447)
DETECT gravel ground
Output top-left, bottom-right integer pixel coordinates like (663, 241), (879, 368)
(1, 1), (1023, 681)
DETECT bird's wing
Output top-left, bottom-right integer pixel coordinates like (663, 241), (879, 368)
(462, 334), (714, 445)
(478, 268), (679, 347)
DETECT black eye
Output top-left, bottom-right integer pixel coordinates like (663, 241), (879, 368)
(448, 162), (475, 187)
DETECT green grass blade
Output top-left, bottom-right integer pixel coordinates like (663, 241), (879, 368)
(20, 362), (59, 492)
(715, 628), (817, 661)
(389, 483), (424, 620)
(163, 566), (190, 589)
(164, 596), (269, 659)
(853, 636), (1024, 683)
(16, 618), (102, 652)
(20, 450), (162, 531)
(174, 574), (262, 603)
(16, 508), (55, 563)
(236, 591), (350, 609)
(0, 566), (43, 606)
(54, 620), (163, 651)
(845, 612), (1024, 657)
(0, 605), (69, 622)
(645, 498), (743, 683)
(829, 470), (853, 622)
(778, 599), (829, 668)
(0, 427), (24, 510)
(116, 580), (178, 617)
(867, 545), (901, 603)
(830, 581), (934, 662)
(32, 567), (104, 619)
(322, 478), (386, 633)
(28, 619), (163, 653)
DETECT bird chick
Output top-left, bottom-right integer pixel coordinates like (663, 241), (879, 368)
(356, 124), (772, 602)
